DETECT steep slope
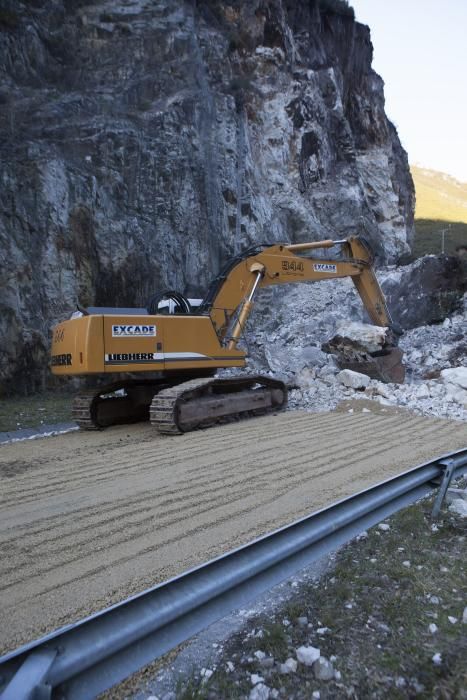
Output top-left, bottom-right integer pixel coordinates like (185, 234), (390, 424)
(0, 0), (414, 392)
(411, 165), (467, 223)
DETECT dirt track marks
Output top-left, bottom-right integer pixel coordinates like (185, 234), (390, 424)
(1, 410), (466, 653)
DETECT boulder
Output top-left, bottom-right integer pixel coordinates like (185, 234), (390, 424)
(332, 321), (390, 353)
(383, 256), (467, 330)
(337, 369), (371, 389)
(441, 367), (467, 389)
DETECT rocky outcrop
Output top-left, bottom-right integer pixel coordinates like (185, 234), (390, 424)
(382, 256), (467, 329)
(0, 0), (414, 393)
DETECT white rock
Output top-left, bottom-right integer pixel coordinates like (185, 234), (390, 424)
(254, 651), (266, 661)
(444, 383), (467, 406)
(336, 321), (389, 352)
(378, 523), (390, 531)
(334, 670), (342, 680)
(312, 656), (335, 680)
(200, 668), (213, 682)
(296, 645), (320, 666)
(316, 627), (330, 634)
(280, 658), (298, 674)
(312, 692), (320, 699)
(250, 674), (264, 685)
(249, 683), (270, 700)
(337, 369), (371, 389)
(226, 661), (235, 672)
(463, 607), (467, 624)
(429, 623), (438, 634)
(374, 381), (392, 398)
(441, 367), (467, 389)
(448, 616), (458, 624)
(429, 595), (440, 605)
(432, 653), (442, 665)
(416, 384), (430, 399)
(449, 500), (467, 517)
(446, 488), (467, 504)
(402, 560), (411, 568)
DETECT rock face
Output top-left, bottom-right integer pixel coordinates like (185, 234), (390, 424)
(382, 256), (467, 330)
(0, 0), (414, 393)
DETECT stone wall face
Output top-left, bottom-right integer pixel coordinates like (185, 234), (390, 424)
(0, 0), (414, 392)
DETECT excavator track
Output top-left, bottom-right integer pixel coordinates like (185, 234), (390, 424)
(149, 375), (287, 435)
(72, 379), (171, 430)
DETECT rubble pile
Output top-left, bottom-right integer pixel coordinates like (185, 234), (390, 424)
(243, 257), (467, 421)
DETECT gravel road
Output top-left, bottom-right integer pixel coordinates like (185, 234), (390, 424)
(1, 410), (466, 655)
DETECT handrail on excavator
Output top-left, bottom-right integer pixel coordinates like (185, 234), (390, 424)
(285, 239), (347, 251)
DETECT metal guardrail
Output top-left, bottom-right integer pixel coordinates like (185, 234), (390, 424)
(1, 448), (466, 700)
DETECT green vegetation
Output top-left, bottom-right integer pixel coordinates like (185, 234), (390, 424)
(413, 219), (467, 257)
(174, 496), (467, 699)
(0, 392), (73, 432)
(410, 166), (467, 258)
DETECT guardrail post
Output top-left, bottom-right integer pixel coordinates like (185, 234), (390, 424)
(0, 648), (56, 700)
(431, 459), (457, 519)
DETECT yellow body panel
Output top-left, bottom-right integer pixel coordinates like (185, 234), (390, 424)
(51, 314), (245, 376)
(51, 316), (104, 374)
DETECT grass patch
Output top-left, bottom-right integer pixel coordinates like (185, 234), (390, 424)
(413, 219), (467, 257)
(174, 495), (466, 699)
(0, 392), (73, 431)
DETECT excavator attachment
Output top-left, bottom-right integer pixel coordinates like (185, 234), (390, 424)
(322, 335), (405, 384)
(334, 347), (405, 384)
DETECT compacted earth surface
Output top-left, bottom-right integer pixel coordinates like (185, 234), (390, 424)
(1, 410), (466, 657)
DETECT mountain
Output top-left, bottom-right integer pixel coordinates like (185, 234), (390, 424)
(411, 166), (467, 223)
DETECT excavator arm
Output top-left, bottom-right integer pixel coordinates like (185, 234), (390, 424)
(205, 236), (396, 347)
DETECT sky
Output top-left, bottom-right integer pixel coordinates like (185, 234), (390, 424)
(350, 0), (467, 183)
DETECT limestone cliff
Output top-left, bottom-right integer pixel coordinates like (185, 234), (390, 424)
(0, 0), (414, 393)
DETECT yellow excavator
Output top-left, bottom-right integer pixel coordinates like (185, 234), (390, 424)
(50, 236), (404, 434)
